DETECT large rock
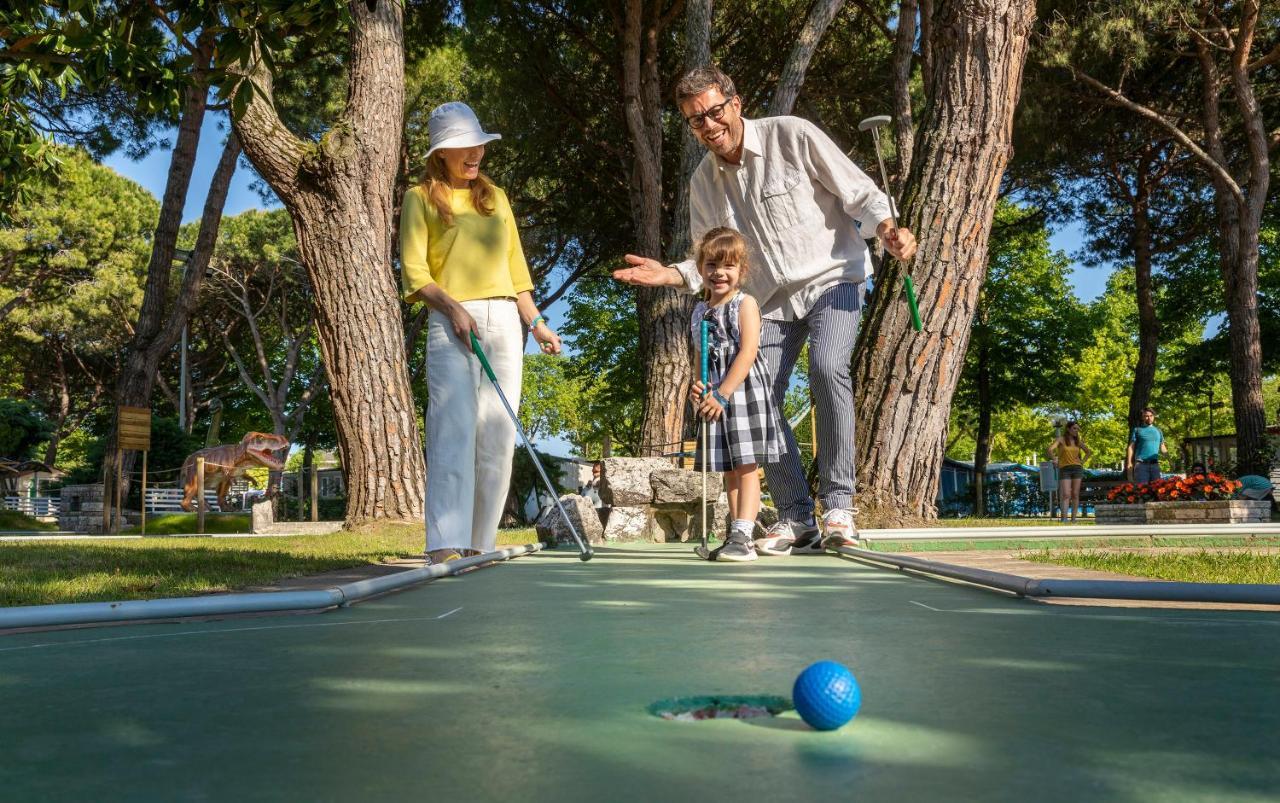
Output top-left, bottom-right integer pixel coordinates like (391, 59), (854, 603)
(536, 494), (605, 546)
(250, 498), (275, 533)
(651, 467), (720, 504)
(603, 506), (662, 542)
(600, 457), (671, 506)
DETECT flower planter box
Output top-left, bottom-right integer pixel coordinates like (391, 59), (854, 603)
(1095, 500), (1272, 525)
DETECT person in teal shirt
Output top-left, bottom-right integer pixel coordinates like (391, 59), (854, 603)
(1126, 407), (1167, 484)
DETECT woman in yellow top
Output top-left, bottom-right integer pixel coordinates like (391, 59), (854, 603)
(401, 102), (562, 564)
(1048, 420), (1093, 523)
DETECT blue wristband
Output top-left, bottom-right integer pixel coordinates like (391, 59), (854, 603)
(529, 314), (547, 331)
(711, 389), (729, 407)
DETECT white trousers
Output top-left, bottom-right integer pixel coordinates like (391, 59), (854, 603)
(425, 299), (522, 553)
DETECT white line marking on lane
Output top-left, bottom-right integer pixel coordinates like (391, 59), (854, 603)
(435, 607), (463, 619)
(0, 613), (461, 653)
(910, 600), (943, 611)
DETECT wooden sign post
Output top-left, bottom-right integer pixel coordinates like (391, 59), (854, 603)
(117, 406), (152, 535)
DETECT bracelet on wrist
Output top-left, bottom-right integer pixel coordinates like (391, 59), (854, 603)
(711, 388), (729, 406)
(529, 313), (547, 332)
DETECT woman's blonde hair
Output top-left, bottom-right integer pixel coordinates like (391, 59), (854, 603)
(694, 227), (749, 298)
(420, 150), (496, 226)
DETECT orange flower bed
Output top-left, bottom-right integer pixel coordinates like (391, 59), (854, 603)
(1106, 473), (1241, 504)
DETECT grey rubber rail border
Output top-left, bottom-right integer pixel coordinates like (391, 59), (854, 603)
(833, 545), (1280, 604)
(0, 542), (545, 631)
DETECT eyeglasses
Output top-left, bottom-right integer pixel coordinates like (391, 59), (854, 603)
(685, 98), (735, 130)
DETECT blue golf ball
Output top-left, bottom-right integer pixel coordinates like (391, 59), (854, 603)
(793, 660), (861, 731)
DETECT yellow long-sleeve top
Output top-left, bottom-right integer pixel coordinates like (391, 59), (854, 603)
(399, 184), (534, 302)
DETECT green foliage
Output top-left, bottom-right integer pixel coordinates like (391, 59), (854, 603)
(0, 398), (52, 459)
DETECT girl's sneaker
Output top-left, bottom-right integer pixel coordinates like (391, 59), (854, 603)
(717, 532), (758, 562)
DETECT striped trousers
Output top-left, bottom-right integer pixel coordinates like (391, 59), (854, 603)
(759, 282), (863, 520)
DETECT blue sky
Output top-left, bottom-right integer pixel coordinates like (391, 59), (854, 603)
(106, 116), (1107, 457)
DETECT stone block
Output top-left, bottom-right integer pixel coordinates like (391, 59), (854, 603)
(250, 498), (275, 533)
(600, 457), (671, 507)
(602, 506), (659, 542)
(654, 507), (694, 542)
(651, 467), (719, 504)
(536, 494), (605, 546)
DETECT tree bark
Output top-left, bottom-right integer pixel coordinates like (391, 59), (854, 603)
(667, 0), (712, 443)
(615, 0), (688, 456)
(232, 0), (425, 523)
(667, 0), (711, 265)
(1126, 172), (1159, 430)
(891, 0), (918, 187)
(851, 0), (1037, 526)
(768, 0), (846, 116)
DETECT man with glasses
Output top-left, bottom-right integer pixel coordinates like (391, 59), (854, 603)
(614, 65), (917, 556)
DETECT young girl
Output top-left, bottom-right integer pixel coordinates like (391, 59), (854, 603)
(1048, 420), (1093, 523)
(400, 102), (562, 564)
(688, 227), (788, 562)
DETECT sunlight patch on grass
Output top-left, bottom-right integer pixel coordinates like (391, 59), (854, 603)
(0, 525), (540, 606)
(1021, 548), (1280, 584)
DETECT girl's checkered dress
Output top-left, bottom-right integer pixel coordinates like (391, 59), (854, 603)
(691, 292), (788, 471)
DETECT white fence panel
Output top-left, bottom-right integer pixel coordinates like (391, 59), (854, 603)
(4, 496), (59, 516)
(145, 488), (222, 513)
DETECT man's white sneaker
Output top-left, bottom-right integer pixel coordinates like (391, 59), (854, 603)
(756, 517), (820, 555)
(820, 508), (860, 549)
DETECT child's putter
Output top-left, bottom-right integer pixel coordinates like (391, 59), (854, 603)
(694, 318), (718, 561)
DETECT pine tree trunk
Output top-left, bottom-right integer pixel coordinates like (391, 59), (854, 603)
(1127, 184), (1159, 429)
(667, 0), (711, 264)
(104, 49), (240, 517)
(768, 0), (846, 116)
(618, 0), (688, 456)
(851, 0), (1036, 526)
(891, 0), (918, 187)
(232, 0), (424, 523)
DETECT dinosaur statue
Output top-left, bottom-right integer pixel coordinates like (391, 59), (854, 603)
(180, 431), (289, 512)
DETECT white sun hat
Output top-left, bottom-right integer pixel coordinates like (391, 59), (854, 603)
(426, 102), (502, 157)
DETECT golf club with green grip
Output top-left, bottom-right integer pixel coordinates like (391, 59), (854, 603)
(858, 114), (922, 332)
(469, 331), (592, 561)
(694, 319), (716, 561)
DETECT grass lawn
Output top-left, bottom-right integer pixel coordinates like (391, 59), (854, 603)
(0, 524), (539, 607)
(872, 536), (1280, 553)
(0, 510), (59, 531)
(1022, 547), (1280, 584)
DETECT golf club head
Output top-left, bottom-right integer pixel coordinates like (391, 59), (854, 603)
(694, 544), (721, 561)
(858, 114), (892, 131)
(579, 548), (593, 561)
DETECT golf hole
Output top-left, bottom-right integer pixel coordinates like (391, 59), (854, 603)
(649, 695), (793, 722)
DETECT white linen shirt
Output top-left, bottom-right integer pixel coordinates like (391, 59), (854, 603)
(673, 116), (893, 321)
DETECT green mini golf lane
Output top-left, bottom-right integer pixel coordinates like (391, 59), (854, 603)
(1, 544), (1277, 803)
